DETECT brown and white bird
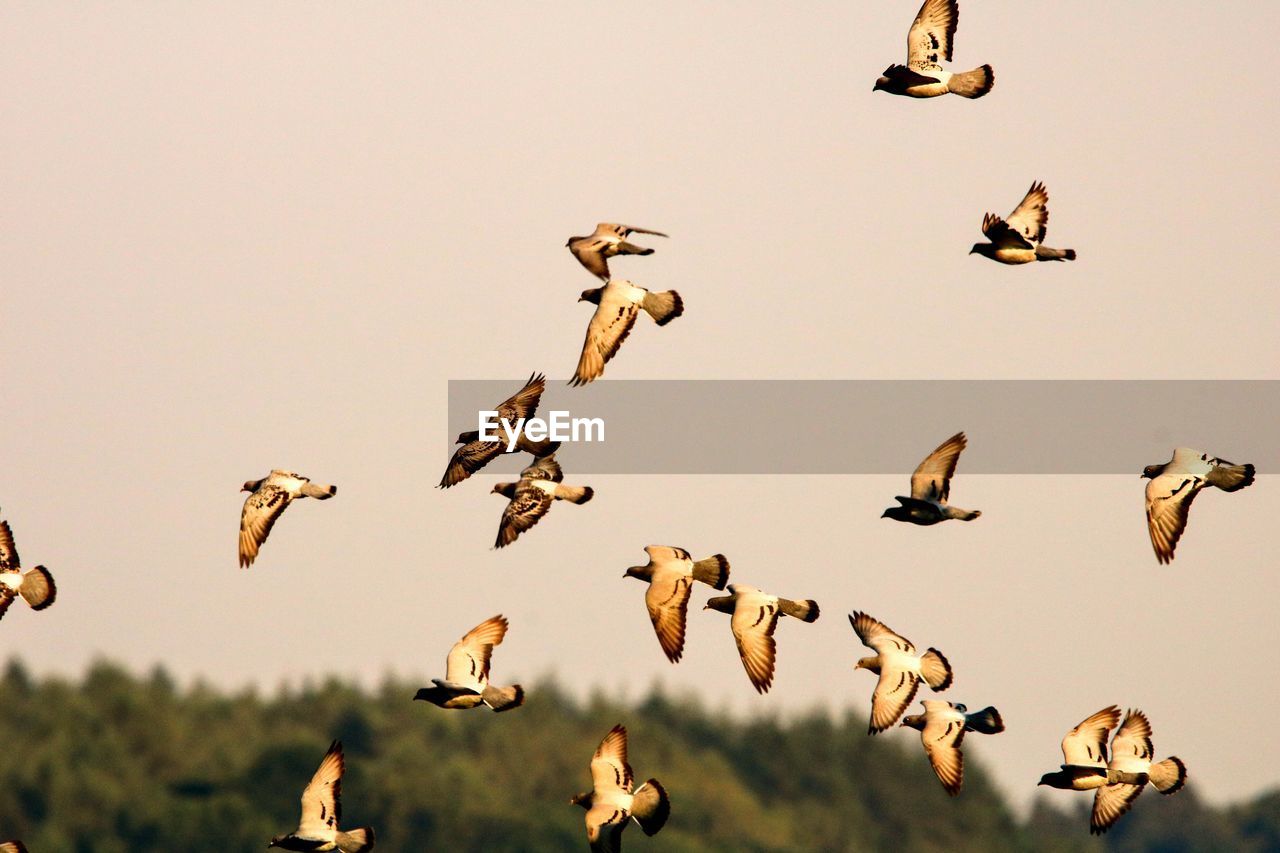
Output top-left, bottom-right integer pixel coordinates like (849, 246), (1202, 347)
(0, 511), (56, 622)
(704, 584), (819, 694)
(624, 545), (730, 663)
(570, 724), (670, 853)
(0, 840), (29, 852)
(872, 0), (992, 99)
(239, 470), (337, 568)
(268, 740), (374, 852)
(848, 611), (953, 733)
(881, 432), (980, 524)
(1142, 447), (1255, 564)
(491, 453), (593, 548)
(439, 373), (558, 489)
(566, 223), (668, 281)
(413, 615), (524, 712)
(901, 700), (1004, 796)
(970, 181), (1076, 264)
(570, 280), (683, 386)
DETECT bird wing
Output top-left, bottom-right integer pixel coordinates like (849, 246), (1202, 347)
(0, 520), (20, 570)
(591, 725), (634, 793)
(444, 615), (508, 686)
(645, 572), (692, 663)
(1108, 710), (1154, 774)
(906, 0), (958, 70)
(1061, 705), (1121, 767)
(520, 453), (563, 483)
(871, 667), (921, 733)
(297, 741), (344, 837)
(909, 432), (967, 502)
(597, 223), (668, 239)
(922, 711), (967, 795)
(1145, 472), (1204, 564)
(981, 214), (1036, 250)
(571, 288), (640, 386)
(0, 595), (13, 622)
(731, 598), (780, 693)
(571, 238), (612, 280)
(643, 544), (690, 565)
(1091, 781), (1144, 835)
(238, 485), (292, 567)
(496, 373), (547, 424)
(439, 438), (504, 488)
(494, 481), (554, 548)
(585, 804), (628, 853)
(0, 842), (30, 853)
(1005, 181), (1050, 245)
(848, 610), (917, 655)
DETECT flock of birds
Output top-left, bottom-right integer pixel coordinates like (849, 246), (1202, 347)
(0, 0), (1262, 849)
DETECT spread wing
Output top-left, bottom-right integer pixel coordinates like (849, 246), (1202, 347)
(585, 804), (628, 853)
(297, 741), (344, 837)
(909, 432), (967, 502)
(1006, 181), (1050, 245)
(1109, 710), (1154, 774)
(1062, 705), (1121, 767)
(1091, 781), (1144, 835)
(922, 711), (966, 796)
(494, 481), (553, 548)
(571, 290), (639, 387)
(238, 485), (292, 568)
(906, 0), (958, 70)
(598, 223), (668, 239)
(520, 454), (563, 483)
(1145, 472), (1203, 564)
(0, 520), (20, 570)
(848, 610), (917, 655)
(871, 667), (921, 733)
(444, 615), (508, 687)
(731, 599), (780, 693)
(645, 573), (692, 663)
(496, 373), (547, 423)
(439, 438), (503, 488)
(590, 725), (633, 793)
(981, 214), (1035, 250)
(643, 544), (690, 565)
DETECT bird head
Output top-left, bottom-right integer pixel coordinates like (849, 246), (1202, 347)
(853, 655), (881, 674)
(241, 479), (260, 493)
(569, 792), (591, 809)
(881, 506), (909, 521)
(873, 77), (887, 91)
(623, 566), (646, 581)
(1140, 464), (1162, 479)
(901, 713), (925, 731)
(969, 243), (993, 257)
(1036, 773), (1056, 787)
(267, 837), (283, 848)
(579, 288), (603, 304)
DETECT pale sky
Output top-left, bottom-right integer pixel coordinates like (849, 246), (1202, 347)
(3, 1), (1277, 812)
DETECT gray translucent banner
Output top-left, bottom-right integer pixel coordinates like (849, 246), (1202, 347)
(445, 380), (1275, 474)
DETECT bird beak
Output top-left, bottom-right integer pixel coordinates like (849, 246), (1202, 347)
(968, 247), (976, 255)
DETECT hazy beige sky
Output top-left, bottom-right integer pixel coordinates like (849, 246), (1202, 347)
(3, 1), (1276, 811)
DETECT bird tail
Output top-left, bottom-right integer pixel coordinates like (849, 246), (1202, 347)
(516, 435), (561, 457)
(692, 554), (730, 589)
(481, 683), (525, 713)
(629, 778), (671, 836)
(964, 706), (1005, 734)
(336, 827), (375, 853)
(778, 598), (820, 623)
(553, 484), (594, 504)
(1035, 245), (1077, 262)
(641, 290), (684, 326)
(301, 482), (337, 499)
(920, 648), (953, 690)
(20, 566), (56, 610)
(1149, 756), (1187, 794)
(1208, 462), (1255, 492)
(944, 506), (982, 521)
(947, 64), (993, 98)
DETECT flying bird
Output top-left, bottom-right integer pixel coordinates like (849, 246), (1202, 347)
(970, 181), (1076, 264)
(239, 470), (337, 568)
(413, 614), (524, 712)
(872, 0), (993, 99)
(704, 584), (819, 694)
(492, 453), (593, 548)
(1142, 447), (1255, 563)
(570, 280), (683, 386)
(0, 512), (56, 622)
(268, 740), (374, 852)
(439, 373), (558, 488)
(570, 724), (670, 853)
(1089, 709), (1187, 835)
(848, 610), (953, 733)
(901, 700), (1004, 796)
(624, 545), (730, 663)
(0, 841), (28, 853)
(567, 223), (668, 281)
(881, 432), (981, 524)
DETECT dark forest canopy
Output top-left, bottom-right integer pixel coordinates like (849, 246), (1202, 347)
(0, 659), (1274, 852)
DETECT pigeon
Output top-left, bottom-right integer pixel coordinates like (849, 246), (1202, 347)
(491, 453), (593, 548)
(439, 373), (558, 488)
(1037, 705), (1125, 791)
(0, 511), (56, 623)
(1142, 447), (1255, 564)
(970, 181), (1077, 264)
(239, 470), (337, 568)
(570, 724), (670, 853)
(413, 614), (524, 712)
(901, 700), (1004, 796)
(268, 740), (374, 852)
(624, 545), (730, 663)
(567, 223), (668, 281)
(0, 841), (28, 853)
(1089, 709), (1187, 835)
(872, 0), (993, 99)
(848, 610), (953, 733)
(881, 432), (981, 524)
(570, 280), (683, 386)
(703, 584), (819, 694)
